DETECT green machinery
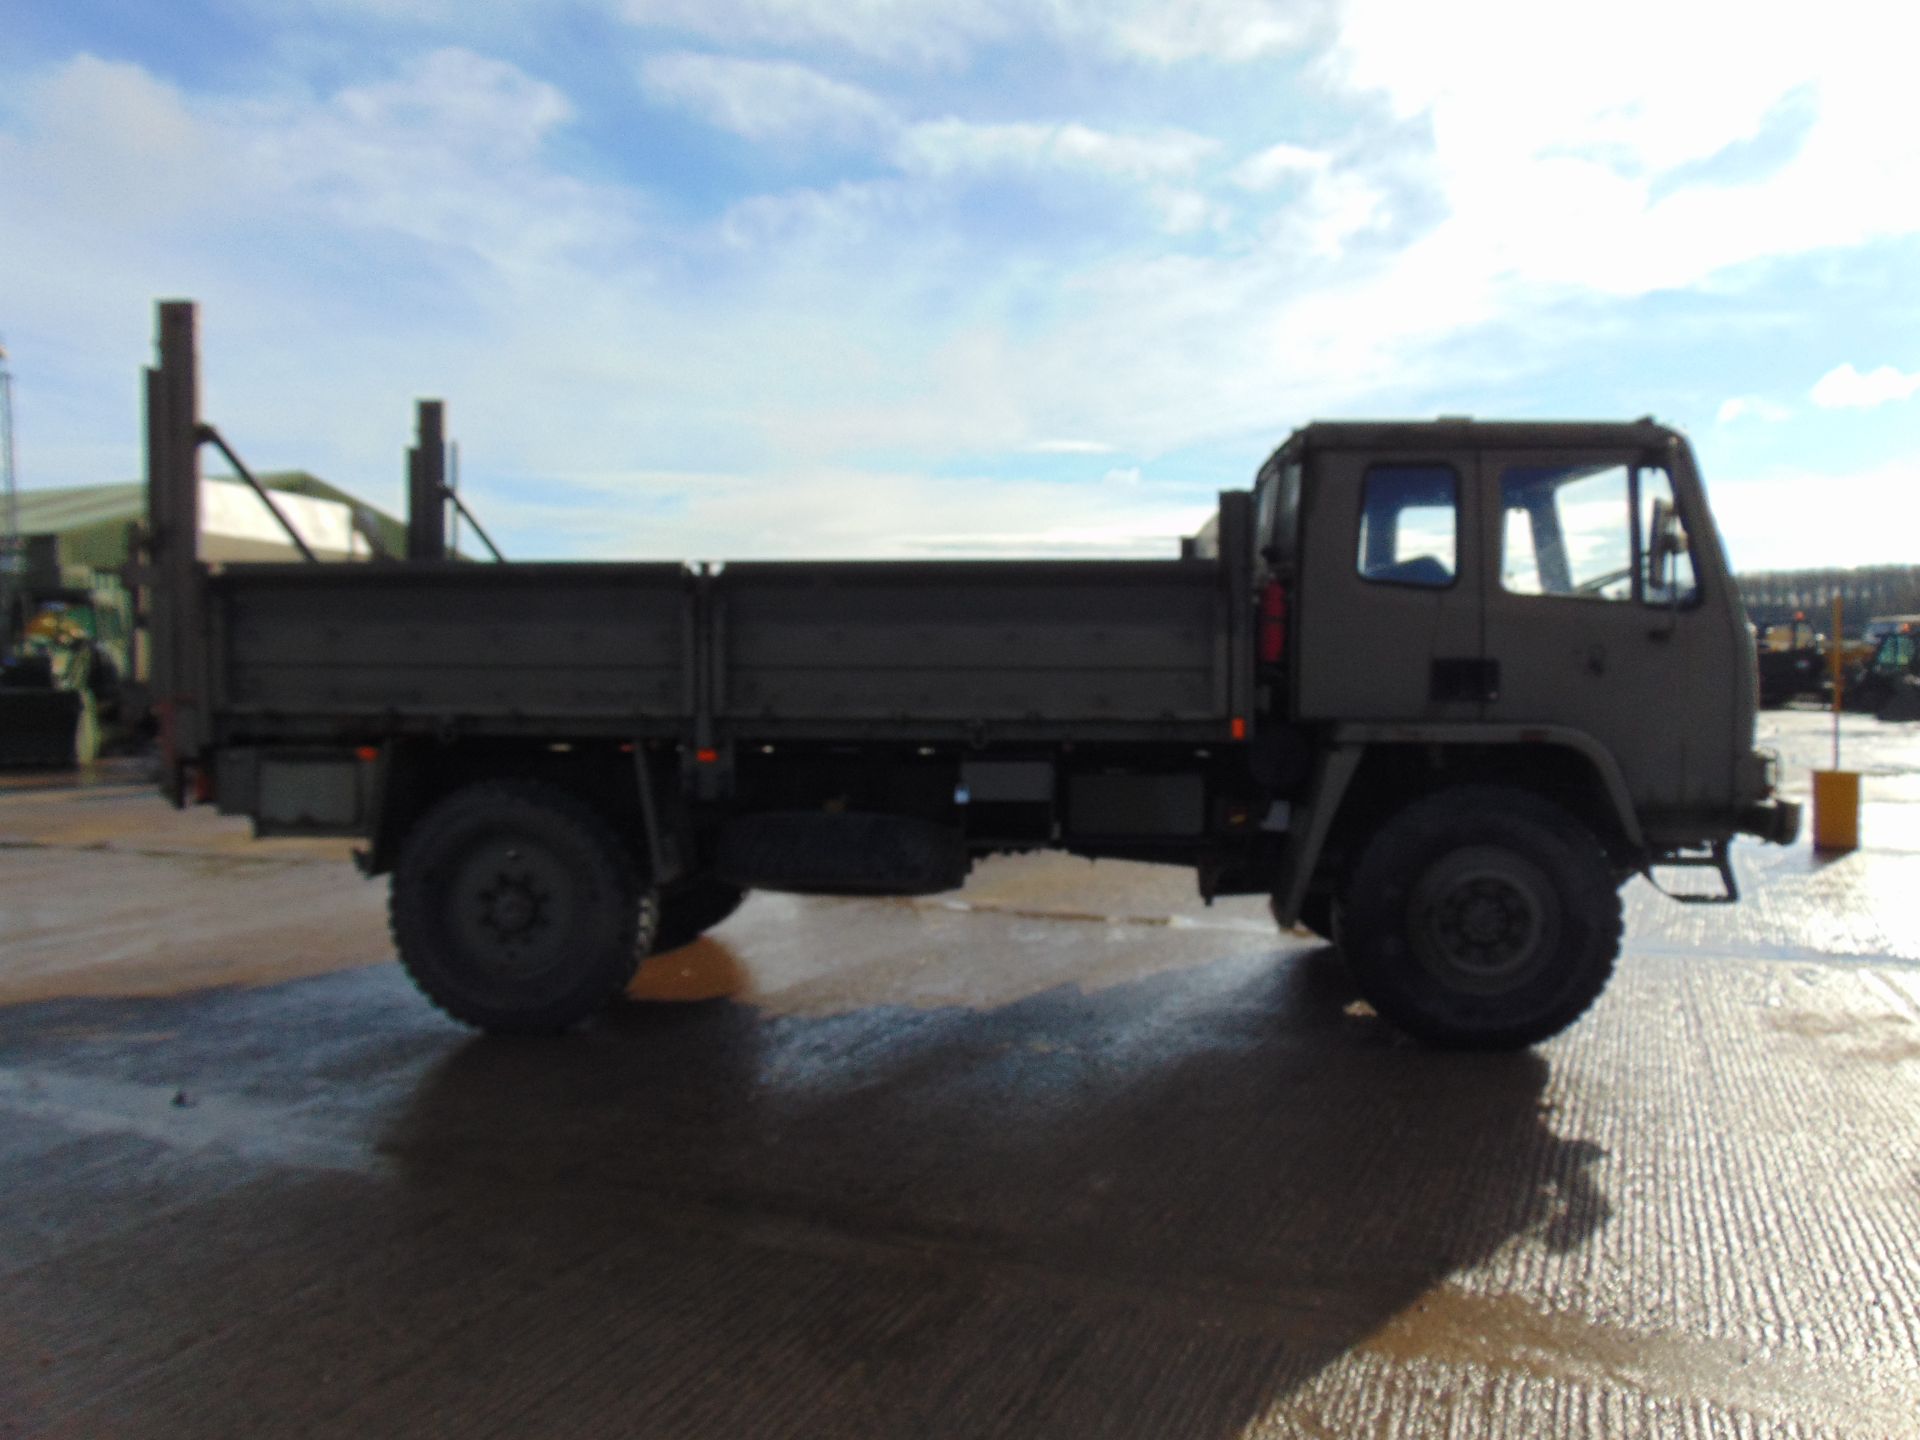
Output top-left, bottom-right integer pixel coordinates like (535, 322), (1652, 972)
(0, 340), (135, 766)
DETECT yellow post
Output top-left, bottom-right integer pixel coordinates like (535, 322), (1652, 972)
(1812, 770), (1860, 851)
(1830, 594), (1845, 723)
(1813, 593), (1859, 853)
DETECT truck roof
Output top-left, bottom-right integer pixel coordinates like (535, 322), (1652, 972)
(1276, 417), (1682, 458)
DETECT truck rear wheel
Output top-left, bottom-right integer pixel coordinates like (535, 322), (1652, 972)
(1338, 786), (1620, 1049)
(390, 780), (645, 1034)
(650, 874), (748, 955)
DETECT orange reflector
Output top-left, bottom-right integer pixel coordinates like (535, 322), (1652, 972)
(1230, 717), (1247, 740)
(696, 748), (719, 764)
(355, 746), (379, 762)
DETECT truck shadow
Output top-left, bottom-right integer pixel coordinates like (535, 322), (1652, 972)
(372, 945), (1610, 1437)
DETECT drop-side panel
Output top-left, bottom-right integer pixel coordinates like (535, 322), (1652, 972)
(715, 561), (1228, 728)
(212, 563), (692, 723)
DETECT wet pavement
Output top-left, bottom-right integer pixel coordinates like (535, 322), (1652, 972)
(2, 713), (1918, 1437)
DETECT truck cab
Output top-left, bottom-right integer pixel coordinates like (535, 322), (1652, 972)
(1248, 420), (1796, 1043)
(1255, 420), (1779, 835)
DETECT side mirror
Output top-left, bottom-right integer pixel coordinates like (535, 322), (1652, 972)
(1646, 497), (1687, 592)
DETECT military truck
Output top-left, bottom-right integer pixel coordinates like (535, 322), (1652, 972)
(138, 302), (1799, 1050)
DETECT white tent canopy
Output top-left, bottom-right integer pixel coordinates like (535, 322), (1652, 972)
(199, 477), (372, 563)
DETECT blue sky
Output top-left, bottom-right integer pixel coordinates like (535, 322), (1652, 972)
(1, 0), (1915, 568)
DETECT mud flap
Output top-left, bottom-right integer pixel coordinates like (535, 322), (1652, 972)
(1270, 744), (1363, 927)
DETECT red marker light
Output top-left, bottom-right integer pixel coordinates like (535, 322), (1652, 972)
(1258, 579), (1288, 665)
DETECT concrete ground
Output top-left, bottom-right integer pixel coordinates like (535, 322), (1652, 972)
(1, 711), (1917, 1438)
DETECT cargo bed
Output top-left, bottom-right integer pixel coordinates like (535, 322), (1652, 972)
(208, 553), (1246, 747)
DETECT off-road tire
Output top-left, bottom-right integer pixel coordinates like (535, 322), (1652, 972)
(1339, 786), (1621, 1050)
(390, 780), (642, 1034)
(651, 874), (748, 955)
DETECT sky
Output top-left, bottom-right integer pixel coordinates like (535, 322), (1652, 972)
(1, 0), (1915, 570)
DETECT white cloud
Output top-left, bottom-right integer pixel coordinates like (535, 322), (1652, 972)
(716, 179), (908, 249)
(0, 56), (235, 228)
(325, 47), (573, 156)
(0, 50), (697, 507)
(1717, 395), (1791, 424)
(1335, 0), (1811, 172)
(1154, 188), (1230, 236)
(1105, 0), (1319, 63)
(619, 0), (1316, 67)
(8, 6), (1919, 569)
(896, 119), (1214, 182)
(1709, 460), (1920, 571)
(1269, 166), (1390, 259)
(1231, 142), (1328, 191)
(638, 61), (1225, 236)
(621, 0), (1012, 66)
(638, 52), (893, 142)
(1027, 440), (1119, 455)
(1810, 362), (1920, 411)
(234, 48), (645, 277)
(1328, 0), (1920, 298)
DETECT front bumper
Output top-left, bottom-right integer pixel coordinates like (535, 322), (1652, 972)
(1732, 748), (1800, 846)
(1738, 798), (1803, 847)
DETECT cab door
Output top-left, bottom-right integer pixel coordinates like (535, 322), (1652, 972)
(1295, 444), (1486, 722)
(1478, 449), (1708, 814)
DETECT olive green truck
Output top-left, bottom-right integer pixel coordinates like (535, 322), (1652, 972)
(140, 302), (1799, 1049)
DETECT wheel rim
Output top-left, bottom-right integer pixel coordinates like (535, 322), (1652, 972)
(443, 831), (579, 980)
(1408, 845), (1560, 996)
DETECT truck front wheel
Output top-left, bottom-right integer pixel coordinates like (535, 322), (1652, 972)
(390, 780), (646, 1034)
(1339, 786), (1621, 1049)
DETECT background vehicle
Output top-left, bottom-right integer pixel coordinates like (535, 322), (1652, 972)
(0, 547), (130, 767)
(139, 303), (1799, 1049)
(1849, 621), (1920, 715)
(1754, 616), (1829, 708)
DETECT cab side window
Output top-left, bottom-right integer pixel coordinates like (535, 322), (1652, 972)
(1499, 461), (1698, 605)
(1500, 464), (1633, 599)
(1253, 457), (1302, 567)
(1356, 464), (1458, 589)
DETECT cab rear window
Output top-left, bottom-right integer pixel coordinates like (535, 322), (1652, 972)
(1356, 464), (1458, 589)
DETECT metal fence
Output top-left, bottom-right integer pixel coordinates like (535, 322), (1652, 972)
(1737, 565), (1920, 635)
